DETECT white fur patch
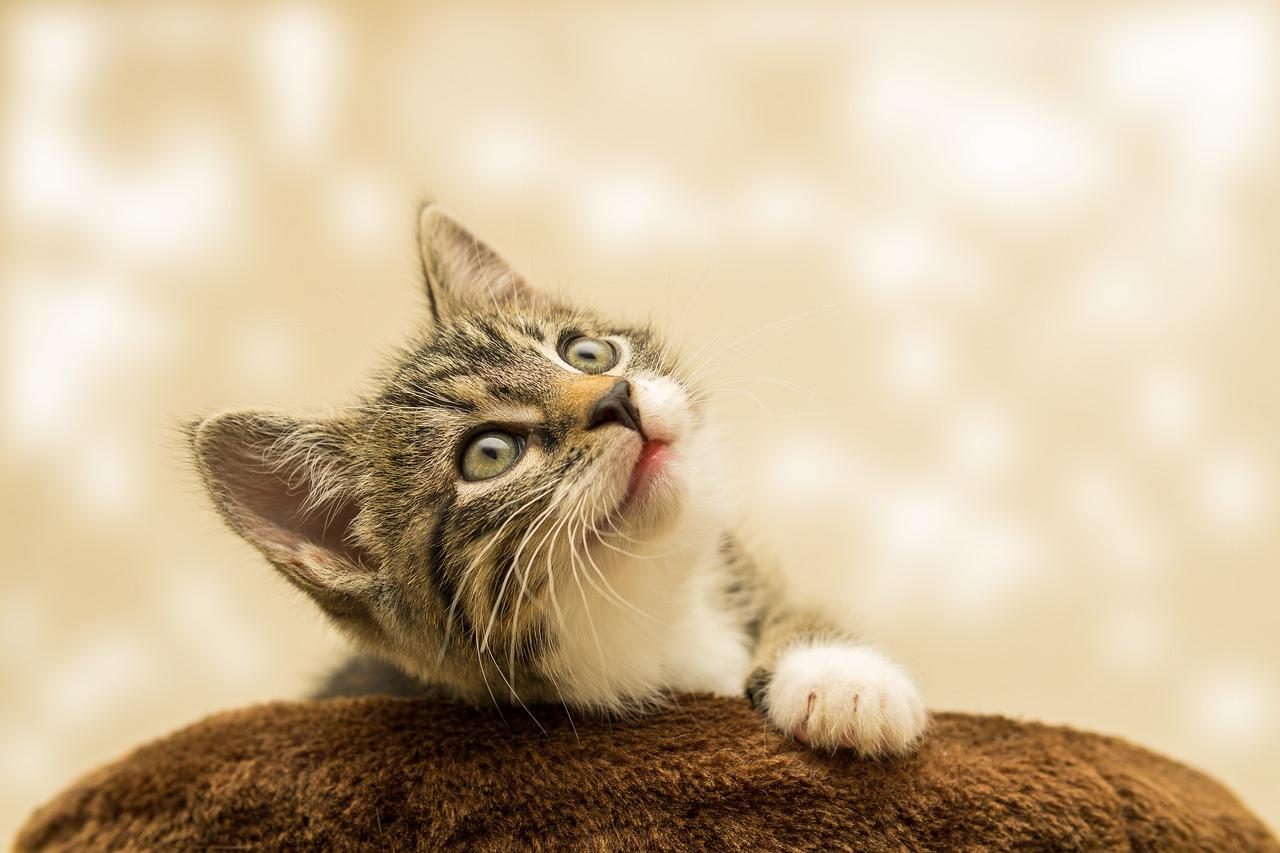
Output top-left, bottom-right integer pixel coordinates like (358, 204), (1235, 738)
(764, 642), (927, 756)
(629, 373), (690, 445)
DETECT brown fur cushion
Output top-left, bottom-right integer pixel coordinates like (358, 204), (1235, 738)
(16, 696), (1277, 851)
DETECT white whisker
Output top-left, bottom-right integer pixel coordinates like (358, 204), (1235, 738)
(481, 483), (565, 652)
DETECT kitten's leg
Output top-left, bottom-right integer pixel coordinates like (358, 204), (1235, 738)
(745, 607), (928, 756)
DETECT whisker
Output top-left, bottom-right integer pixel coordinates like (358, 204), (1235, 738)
(682, 302), (835, 389)
(481, 483), (564, 652)
(567, 483), (654, 618)
(678, 326), (731, 381)
(537, 514), (577, 737)
(471, 480), (561, 576)
(716, 375), (822, 403)
(573, 479), (661, 620)
(553, 683), (581, 744)
(472, 631), (507, 722)
(692, 385), (779, 420)
(564, 505), (609, 679)
(431, 487), (567, 670)
(484, 646), (547, 736)
(508, 503), (574, 684)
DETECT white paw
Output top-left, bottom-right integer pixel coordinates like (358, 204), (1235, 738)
(764, 643), (928, 756)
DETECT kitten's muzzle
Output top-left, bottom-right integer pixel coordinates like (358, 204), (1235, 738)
(587, 379), (643, 436)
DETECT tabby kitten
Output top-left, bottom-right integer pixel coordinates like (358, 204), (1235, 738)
(190, 205), (927, 756)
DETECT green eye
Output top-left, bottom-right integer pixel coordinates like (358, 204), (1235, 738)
(459, 431), (525, 481)
(560, 336), (618, 374)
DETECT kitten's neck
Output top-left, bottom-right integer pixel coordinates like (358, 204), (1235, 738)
(544, 516), (750, 711)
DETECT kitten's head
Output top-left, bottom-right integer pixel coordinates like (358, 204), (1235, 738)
(191, 205), (721, 701)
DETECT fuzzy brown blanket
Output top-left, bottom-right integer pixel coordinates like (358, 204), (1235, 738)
(15, 696), (1277, 851)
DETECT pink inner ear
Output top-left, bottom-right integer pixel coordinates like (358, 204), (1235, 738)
(446, 240), (530, 308)
(423, 208), (531, 312)
(484, 269), (527, 303)
(238, 460), (369, 570)
(203, 418), (373, 577)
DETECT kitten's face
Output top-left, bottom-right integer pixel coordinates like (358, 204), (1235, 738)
(192, 206), (720, 701)
(353, 299), (713, 681)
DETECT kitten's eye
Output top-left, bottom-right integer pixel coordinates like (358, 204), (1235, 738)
(560, 336), (618, 374)
(459, 431), (525, 481)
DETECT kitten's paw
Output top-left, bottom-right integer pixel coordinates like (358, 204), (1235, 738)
(763, 643), (927, 757)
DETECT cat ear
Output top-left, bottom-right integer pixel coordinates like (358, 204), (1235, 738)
(417, 202), (532, 321)
(189, 410), (380, 632)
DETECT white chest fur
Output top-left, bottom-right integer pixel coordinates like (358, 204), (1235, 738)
(548, 536), (751, 710)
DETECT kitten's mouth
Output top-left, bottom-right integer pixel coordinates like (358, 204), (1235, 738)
(591, 409), (686, 539)
(627, 439), (670, 500)
(606, 437), (671, 523)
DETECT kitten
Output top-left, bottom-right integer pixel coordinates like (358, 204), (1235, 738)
(190, 204), (927, 756)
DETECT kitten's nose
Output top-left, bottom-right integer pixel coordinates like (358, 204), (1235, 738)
(587, 379), (643, 434)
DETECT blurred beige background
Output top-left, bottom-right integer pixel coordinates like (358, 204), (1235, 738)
(3, 0), (1278, 839)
